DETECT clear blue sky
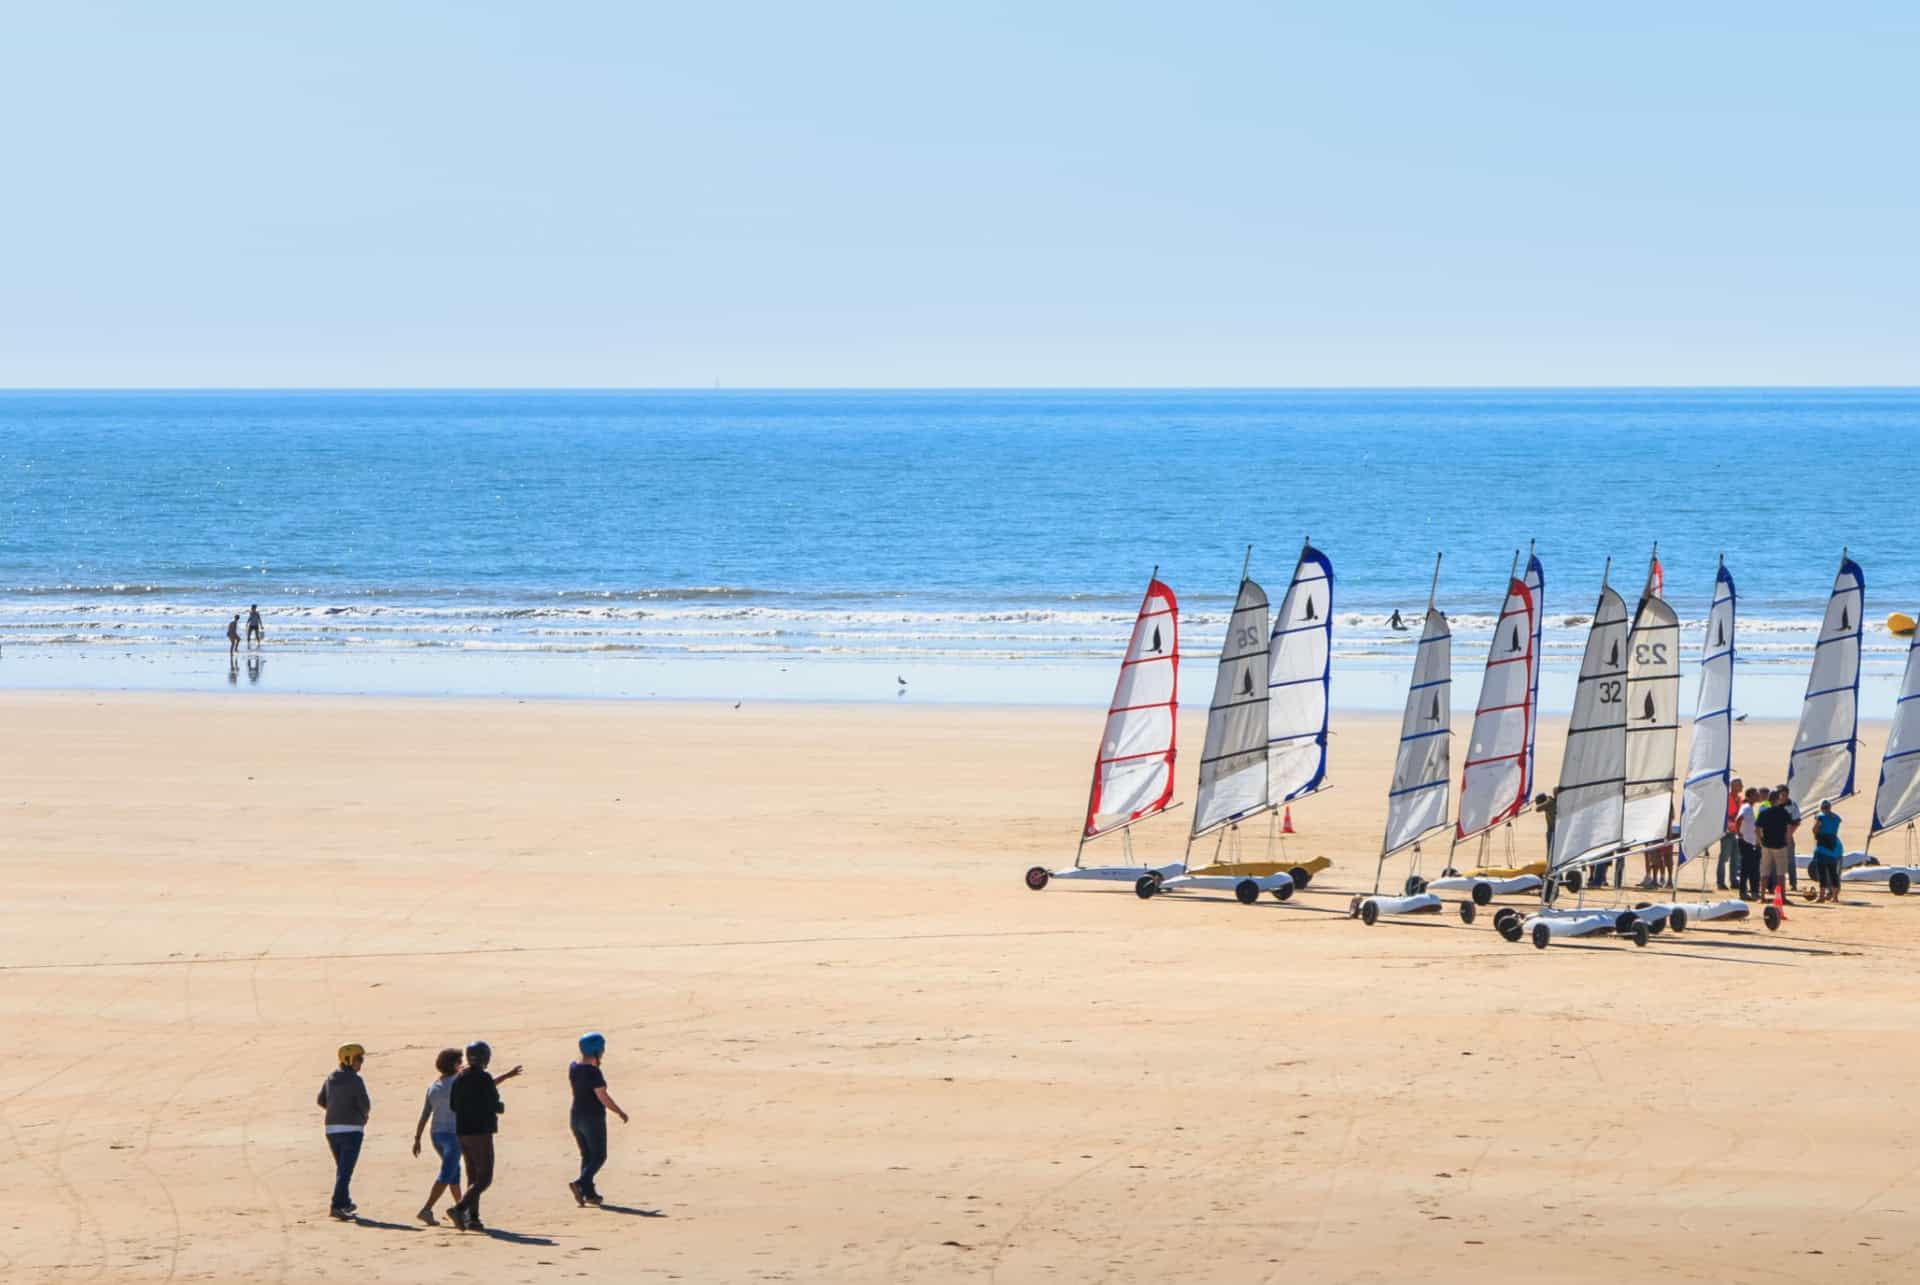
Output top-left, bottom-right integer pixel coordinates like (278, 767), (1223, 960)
(5, 2), (1915, 387)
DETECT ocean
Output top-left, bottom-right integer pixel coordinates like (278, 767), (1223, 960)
(2, 388), (1917, 710)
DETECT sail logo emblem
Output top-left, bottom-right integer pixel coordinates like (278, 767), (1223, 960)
(1608, 640), (1620, 667)
(1840, 606), (1850, 632)
(1240, 668), (1254, 697)
(1303, 596), (1317, 622)
(1716, 621), (1725, 646)
(1508, 626), (1522, 654)
(1428, 694), (1441, 722)
(1641, 693), (1657, 721)
(1148, 626), (1163, 654)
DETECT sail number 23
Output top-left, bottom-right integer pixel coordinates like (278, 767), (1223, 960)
(1633, 642), (1668, 665)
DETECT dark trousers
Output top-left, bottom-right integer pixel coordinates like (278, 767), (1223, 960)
(452, 1135), (496, 1218)
(1786, 841), (1798, 889)
(326, 1130), (362, 1211)
(1738, 841), (1761, 899)
(571, 1110), (609, 1195)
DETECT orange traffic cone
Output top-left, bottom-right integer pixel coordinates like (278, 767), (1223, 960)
(1772, 881), (1787, 920)
(1281, 806), (1295, 835)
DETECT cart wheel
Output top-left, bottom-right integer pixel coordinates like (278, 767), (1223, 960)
(1361, 899), (1380, 926)
(1471, 882), (1493, 906)
(1763, 904), (1782, 931)
(1615, 911), (1640, 936)
(1892, 871), (1912, 896)
(1631, 921), (1650, 947)
(1404, 875), (1428, 897)
(1493, 907), (1519, 931)
(1500, 918), (1525, 943)
(1289, 866), (1312, 889)
(1024, 866), (1050, 891)
(1269, 881), (1293, 902)
(1563, 869), (1583, 894)
(1235, 879), (1260, 905)
(1134, 874), (1159, 899)
(1458, 900), (1477, 925)
(1669, 908), (1688, 933)
(1531, 921), (1552, 950)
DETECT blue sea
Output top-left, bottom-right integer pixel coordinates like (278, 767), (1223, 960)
(2, 389), (1917, 711)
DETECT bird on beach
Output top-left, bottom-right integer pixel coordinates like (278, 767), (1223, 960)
(897, 675), (908, 687)
(733, 700), (742, 709)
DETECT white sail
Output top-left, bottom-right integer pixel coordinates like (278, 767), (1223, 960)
(1871, 629), (1920, 837)
(1621, 587), (1681, 847)
(1456, 571), (1536, 841)
(1192, 577), (1270, 836)
(1383, 606), (1452, 855)
(1788, 555), (1864, 807)
(1522, 551), (1544, 798)
(1549, 582), (1630, 877)
(1678, 563), (1736, 863)
(1268, 544), (1333, 803)
(1083, 576), (1179, 839)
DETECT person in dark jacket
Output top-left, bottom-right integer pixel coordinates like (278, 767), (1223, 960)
(316, 1042), (371, 1220)
(567, 1031), (629, 1206)
(446, 1040), (507, 1231)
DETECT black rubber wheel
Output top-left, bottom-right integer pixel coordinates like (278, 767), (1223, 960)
(1763, 904), (1782, 930)
(1631, 921), (1650, 947)
(1024, 866), (1050, 891)
(1404, 875), (1428, 897)
(1531, 921), (1552, 950)
(1269, 882), (1294, 902)
(1493, 907), (1519, 931)
(1892, 871), (1911, 896)
(1289, 866), (1312, 889)
(1615, 911), (1639, 936)
(1234, 878), (1259, 905)
(1563, 869), (1583, 894)
(1361, 899), (1380, 926)
(1648, 917), (1666, 935)
(1458, 900), (1477, 924)
(1134, 874), (1158, 899)
(1471, 882), (1494, 906)
(1669, 908), (1688, 933)
(1499, 918), (1524, 943)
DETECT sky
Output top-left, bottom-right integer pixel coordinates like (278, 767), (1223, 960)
(3, 1), (1916, 388)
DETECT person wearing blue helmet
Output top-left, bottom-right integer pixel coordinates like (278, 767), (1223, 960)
(567, 1031), (628, 1207)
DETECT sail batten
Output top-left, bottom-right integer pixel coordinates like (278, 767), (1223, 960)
(1455, 572), (1536, 841)
(1192, 577), (1271, 836)
(1788, 556), (1865, 808)
(1267, 545), (1333, 804)
(1383, 605), (1452, 856)
(1548, 581), (1631, 876)
(1082, 577), (1180, 841)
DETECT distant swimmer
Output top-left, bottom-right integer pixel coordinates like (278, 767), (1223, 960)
(1388, 609), (1408, 632)
(246, 604), (264, 647)
(227, 614), (241, 661)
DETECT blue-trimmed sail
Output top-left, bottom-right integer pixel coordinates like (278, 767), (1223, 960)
(1268, 543), (1333, 803)
(1523, 551), (1544, 798)
(1383, 605), (1452, 855)
(1678, 561), (1736, 863)
(1788, 554), (1864, 808)
(1871, 627), (1920, 836)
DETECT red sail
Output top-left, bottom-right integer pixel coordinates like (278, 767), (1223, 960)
(1084, 578), (1180, 838)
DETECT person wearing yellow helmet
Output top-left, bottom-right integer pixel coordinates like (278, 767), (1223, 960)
(317, 1043), (370, 1220)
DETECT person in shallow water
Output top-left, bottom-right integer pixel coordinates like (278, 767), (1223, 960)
(1388, 609), (1407, 631)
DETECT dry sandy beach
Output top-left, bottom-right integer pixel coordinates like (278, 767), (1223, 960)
(3, 692), (1918, 1283)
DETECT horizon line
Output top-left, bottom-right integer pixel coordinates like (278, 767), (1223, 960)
(3, 383), (1919, 395)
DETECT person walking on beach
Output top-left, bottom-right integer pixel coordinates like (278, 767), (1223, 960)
(317, 1043), (370, 1220)
(1717, 777), (1744, 890)
(246, 604), (264, 647)
(1735, 787), (1762, 900)
(1755, 785), (1798, 899)
(568, 1032), (629, 1207)
(1810, 800), (1845, 902)
(412, 1048), (465, 1224)
(227, 614), (241, 662)
(446, 1041), (511, 1231)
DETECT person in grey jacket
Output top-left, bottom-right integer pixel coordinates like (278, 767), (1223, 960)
(317, 1043), (371, 1219)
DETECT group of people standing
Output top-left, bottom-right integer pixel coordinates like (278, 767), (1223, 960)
(1720, 779), (1847, 902)
(316, 1033), (629, 1229)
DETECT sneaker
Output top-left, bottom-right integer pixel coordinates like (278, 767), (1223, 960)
(467, 1217), (488, 1233)
(586, 1190), (605, 1206)
(330, 1206), (353, 1221)
(569, 1180), (586, 1207)
(448, 1206), (469, 1231)
(417, 1206), (437, 1226)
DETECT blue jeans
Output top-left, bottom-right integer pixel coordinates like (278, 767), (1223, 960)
(1715, 833), (1738, 886)
(327, 1130), (363, 1211)
(571, 1110), (608, 1195)
(431, 1129), (462, 1185)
